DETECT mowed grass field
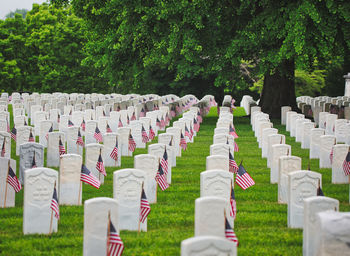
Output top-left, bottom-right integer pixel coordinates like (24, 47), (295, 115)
(0, 106), (349, 255)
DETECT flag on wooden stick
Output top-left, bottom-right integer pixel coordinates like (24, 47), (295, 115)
(50, 183), (60, 219)
(7, 166), (22, 192)
(80, 164), (100, 189)
(94, 126), (103, 142)
(235, 164), (255, 190)
(140, 187), (151, 223)
(107, 215), (124, 256)
(96, 152), (107, 177)
(155, 162), (169, 191)
(225, 216), (238, 246)
(110, 139), (118, 161)
(342, 151), (350, 176)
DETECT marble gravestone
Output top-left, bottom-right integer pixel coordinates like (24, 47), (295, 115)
(325, 113), (338, 135)
(281, 106), (292, 125)
(118, 127), (132, 156)
(23, 167), (58, 234)
(267, 134), (285, 168)
(66, 126), (83, 155)
(257, 121), (272, 146)
(286, 111), (297, 132)
(103, 133), (121, 167)
(194, 196), (227, 237)
(129, 120), (144, 148)
(59, 154), (83, 205)
(113, 168), (147, 231)
(301, 122), (316, 149)
(288, 170), (321, 228)
(85, 120), (98, 145)
(0, 131), (11, 159)
(39, 120), (53, 148)
(158, 133), (176, 167)
(85, 143), (104, 184)
(206, 155), (229, 172)
(134, 154), (158, 204)
(148, 143), (172, 184)
(334, 119), (349, 143)
(295, 119), (310, 143)
(278, 156), (302, 204)
(313, 211), (350, 256)
(261, 128), (278, 158)
(303, 196), (339, 256)
(331, 144), (349, 184)
(47, 132), (65, 167)
(290, 114), (304, 138)
(16, 126), (32, 155)
(309, 128), (325, 159)
(210, 143), (231, 158)
(200, 169), (234, 228)
(181, 236), (237, 256)
(0, 157), (17, 208)
(319, 135), (336, 168)
(166, 127), (182, 157)
(83, 197), (119, 256)
(19, 142), (44, 184)
(318, 112), (329, 129)
(270, 144), (291, 184)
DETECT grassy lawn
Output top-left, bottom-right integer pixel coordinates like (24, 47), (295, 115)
(0, 106), (349, 255)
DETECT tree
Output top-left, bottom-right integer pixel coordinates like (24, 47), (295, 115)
(5, 9), (28, 19)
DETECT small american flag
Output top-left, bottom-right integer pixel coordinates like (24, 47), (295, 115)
(170, 109), (176, 117)
(185, 125), (192, 140)
(1, 139), (5, 157)
(193, 118), (199, 132)
(317, 183), (324, 196)
(106, 123), (112, 133)
(165, 113), (170, 125)
(180, 132), (187, 151)
(149, 125), (155, 141)
(229, 125), (238, 139)
(342, 151), (350, 176)
(229, 151), (239, 173)
(68, 120), (74, 127)
(197, 111), (202, 123)
(57, 113), (60, 123)
(230, 186), (237, 219)
(140, 187), (151, 223)
(81, 119), (86, 131)
(59, 137), (66, 155)
(330, 147), (334, 164)
(234, 141), (239, 152)
(131, 112), (136, 121)
(140, 108), (145, 117)
(160, 148), (169, 175)
(96, 153), (107, 176)
(141, 125), (148, 143)
(118, 118), (123, 128)
(156, 117), (161, 128)
(45, 125), (53, 141)
(80, 164), (101, 189)
(127, 115), (130, 125)
(110, 139), (119, 161)
(235, 164), (255, 190)
(190, 125), (194, 138)
(94, 127), (103, 142)
(225, 217), (238, 246)
(103, 110), (106, 117)
(107, 219), (124, 256)
(155, 162), (169, 191)
(28, 130), (35, 142)
(128, 134), (136, 153)
(76, 129), (84, 147)
(50, 185), (60, 219)
(7, 166), (22, 192)
(6, 118), (10, 133)
(32, 153), (37, 168)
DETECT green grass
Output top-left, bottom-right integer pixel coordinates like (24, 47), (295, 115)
(0, 106), (349, 255)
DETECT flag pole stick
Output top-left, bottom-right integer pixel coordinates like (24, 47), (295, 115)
(4, 160), (10, 208)
(49, 180), (56, 235)
(78, 181), (82, 205)
(138, 182), (144, 234)
(239, 160), (243, 166)
(107, 211), (111, 255)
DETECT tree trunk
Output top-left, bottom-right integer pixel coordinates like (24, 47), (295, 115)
(259, 59), (298, 118)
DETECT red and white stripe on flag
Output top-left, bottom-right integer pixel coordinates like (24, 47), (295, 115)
(235, 165), (255, 190)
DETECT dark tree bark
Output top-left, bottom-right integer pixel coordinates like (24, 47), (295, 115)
(259, 59), (298, 118)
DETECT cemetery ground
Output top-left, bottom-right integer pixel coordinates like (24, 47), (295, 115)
(0, 106), (349, 255)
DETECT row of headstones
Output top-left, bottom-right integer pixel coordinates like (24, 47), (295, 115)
(252, 105), (350, 256)
(296, 95), (350, 121)
(0, 98), (208, 237)
(82, 104), (213, 255)
(282, 107), (350, 184)
(180, 105), (238, 256)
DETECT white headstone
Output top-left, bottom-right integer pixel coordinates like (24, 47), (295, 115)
(288, 170), (321, 228)
(194, 196), (227, 237)
(85, 143), (104, 184)
(331, 144), (349, 184)
(59, 154), (82, 205)
(319, 135), (336, 168)
(0, 157), (16, 208)
(23, 167), (58, 234)
(113, 168), (147, 231)
(270, 144), (291, 184)
(16, 126), (32, 155)
(83, 197), (119, 256)
(103, 133), (121, 167)
(261, 128), (278, 158)
(303, 196), (339, 256)
(310, 128), (325, 159)
(47, 132), (65, 167)
(278, 156), (302, 204)
(148, 143), (172, 184)
(0, 132), (11, 158)
(301, 122), (316, 149)
(181, 236), (237, 256)
(325, 114), (338, 135)
(281, 106), (292, 125)
(334, 119), (349, 143)
(286, 111), (297, 132)
(267, 134), (285, 168)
